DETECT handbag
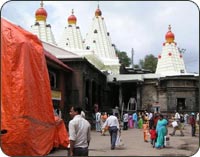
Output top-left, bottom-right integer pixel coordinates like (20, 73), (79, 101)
(164, 135), (170, 146)
(172, 121), (178, 128)
(115, 135), (124, 148)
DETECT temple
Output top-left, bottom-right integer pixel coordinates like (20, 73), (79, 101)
(156, 25), (187, 75)
(84, 5), (120, 74)
(58, 9), (85, 50)
(28, 2), (198, 114)
(30, 1), (56, 45)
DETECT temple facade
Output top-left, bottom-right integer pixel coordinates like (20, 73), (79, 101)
(28, 2), (198, 120)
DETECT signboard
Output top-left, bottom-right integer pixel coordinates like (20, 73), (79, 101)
(51, 90), (61, 100)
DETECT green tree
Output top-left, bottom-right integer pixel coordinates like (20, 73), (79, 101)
(117, 51), (131, 67)
(139, 54), (157, 72)
(114, 45), (131, 67)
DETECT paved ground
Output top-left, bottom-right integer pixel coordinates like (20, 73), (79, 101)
(48, 124), (199, 156)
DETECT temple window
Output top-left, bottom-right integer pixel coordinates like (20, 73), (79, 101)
(180, 69), (185, 73)
(35, 22), (40, 26)
(46, 24), (51, 28)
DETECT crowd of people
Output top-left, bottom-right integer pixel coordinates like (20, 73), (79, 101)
(63, 104), (199, 156)
(93, 109), (199, 151)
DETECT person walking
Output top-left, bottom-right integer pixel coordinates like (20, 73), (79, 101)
(142, 116), (149, 142)
(132, 112), (138, 128)
(101, 112), (108, 135)
(128, 114), (133, 128)
(149, 126), (157, 148)
(95, 111), (101, 132)
(155, 114), (168, 149)
(183, 112), (189, 125)
(138, 115), (143, 129)
(123, 111), (129, 130)
(179, 113), (185, 129)
(68, 106), (91, 156)
(169, 110), (184, 136)
(102, 113), (120, 150)
(189, 112), (196, 137)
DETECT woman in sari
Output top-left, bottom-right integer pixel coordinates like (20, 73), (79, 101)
(138, 116), (143, 129)
(155, 114), (168, 149)
(128, 114), (133, 128)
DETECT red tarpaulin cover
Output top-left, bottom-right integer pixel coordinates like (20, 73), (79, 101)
(1, 18), (69, 156)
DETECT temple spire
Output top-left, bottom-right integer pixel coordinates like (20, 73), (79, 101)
(58, 8), (84, 50)
(156, 25), (186, 75)
(95, 2), (102, 17)
(85, 6), (120, 74)
(31, 1), (56, 45)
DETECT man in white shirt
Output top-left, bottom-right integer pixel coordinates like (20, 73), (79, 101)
(175, 111), (180, 120)
(123, 111), (129, 130)
(102, 113), (120, 150)
(68, 106), (91, 156)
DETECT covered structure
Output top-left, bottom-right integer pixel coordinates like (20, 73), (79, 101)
(1, 18), (69, 156)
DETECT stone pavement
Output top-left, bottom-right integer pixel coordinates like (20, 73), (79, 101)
(48, 124), (199, 156)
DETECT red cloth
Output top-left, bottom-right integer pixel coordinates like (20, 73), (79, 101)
(149, 129), (157, 139)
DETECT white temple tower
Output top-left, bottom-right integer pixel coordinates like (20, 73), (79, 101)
(30, 1), (56, 45)
(84, 5), (120, 74)
(156, 25), (186, 75)
(58, 9), (85, 50)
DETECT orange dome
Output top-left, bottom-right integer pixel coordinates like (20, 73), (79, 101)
(95, 5), (102, 17)
(35, 2), (47, 21)
(68, 10), (77, 24)
(95, 8), (102, 16)
(35, 7), (47, 17)
(165, 25), (175, 43)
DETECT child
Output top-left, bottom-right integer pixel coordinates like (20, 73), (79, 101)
(149, 126), (157, 148)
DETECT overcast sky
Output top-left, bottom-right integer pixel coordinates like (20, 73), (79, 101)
(1, 1), (199, 73)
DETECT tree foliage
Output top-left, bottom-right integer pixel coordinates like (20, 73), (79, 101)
(139, 54), (157, 72)
(114, 46), (131, 67)
(114, 44), (157, 72)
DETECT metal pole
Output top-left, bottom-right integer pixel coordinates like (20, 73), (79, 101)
(131, 48), (134, 68)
